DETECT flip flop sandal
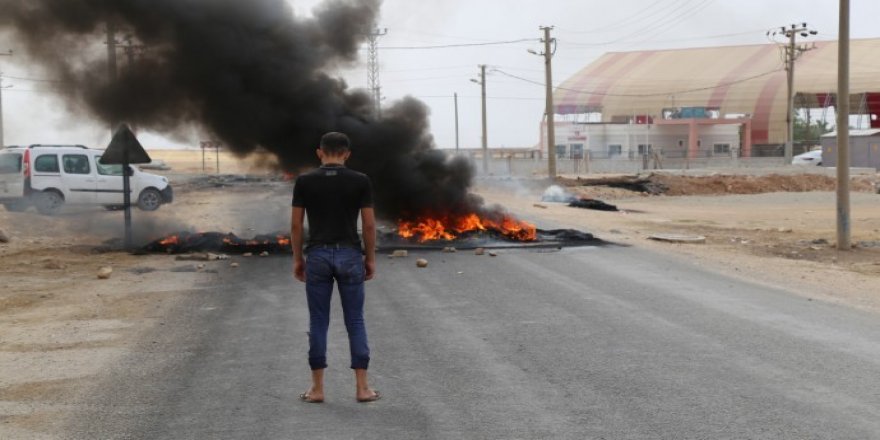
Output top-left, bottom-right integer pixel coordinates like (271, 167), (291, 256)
(300, 392), (324, 403)
(357, 391), (381, 403)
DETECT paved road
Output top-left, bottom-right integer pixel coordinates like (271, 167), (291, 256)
(65, 244), (880, 439)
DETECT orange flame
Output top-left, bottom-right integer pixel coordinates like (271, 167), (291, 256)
(159, 235), (180, 246)
(398, 213), (536, 243)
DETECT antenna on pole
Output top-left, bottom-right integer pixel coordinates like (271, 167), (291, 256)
(367, 28), (387, 118)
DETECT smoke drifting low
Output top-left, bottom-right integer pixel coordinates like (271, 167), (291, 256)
(0, 0), (481, 221)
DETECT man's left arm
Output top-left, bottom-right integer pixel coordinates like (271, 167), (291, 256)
(361, 207), (376, 280)
(291, 206), (306, 282)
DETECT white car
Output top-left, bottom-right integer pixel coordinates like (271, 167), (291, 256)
(792, 149), (823, 166)
(0, 144), (173, 214)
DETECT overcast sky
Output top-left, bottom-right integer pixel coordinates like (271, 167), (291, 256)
(1, 0), (878, 151)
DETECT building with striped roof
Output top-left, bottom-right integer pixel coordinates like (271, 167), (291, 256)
(546, 39), (880, 159)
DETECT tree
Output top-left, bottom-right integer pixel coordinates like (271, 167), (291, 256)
(794, 112), (832, 143)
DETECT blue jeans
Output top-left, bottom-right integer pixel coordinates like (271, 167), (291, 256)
(305, 247), (370, 370)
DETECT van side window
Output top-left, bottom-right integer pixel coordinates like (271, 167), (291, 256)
(34, 155), (60, 173)
(0, 153), (22, 174)
(95, 156), (123, 176)
(62, 155), (91, 175)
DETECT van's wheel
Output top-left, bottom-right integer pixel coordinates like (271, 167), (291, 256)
(34, 190), (64, 215)
(2, 201), (28, 212)
(137, 188), (162, 211)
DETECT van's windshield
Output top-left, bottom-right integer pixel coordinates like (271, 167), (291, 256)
(0, 153), (22, 174)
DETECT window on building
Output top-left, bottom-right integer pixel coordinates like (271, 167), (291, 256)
(555, 144), (567, 158)
(35, 154), (60, 173)
(570, 144), (584, 159)
(678, 139), (684, 147)
(62, 154), (91, 175)
(714, 143), (731, 155)
(638, 144), (653, 156)
(608, 144), (622, 157)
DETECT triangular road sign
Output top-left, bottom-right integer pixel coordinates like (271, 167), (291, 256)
(101, 124), (152, 164)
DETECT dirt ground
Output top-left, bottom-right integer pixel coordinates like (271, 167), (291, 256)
(1, 151), (879, 438)
(476, 172), (880, 313)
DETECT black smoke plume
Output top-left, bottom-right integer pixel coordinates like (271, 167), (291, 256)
(0, 0), (483, 221)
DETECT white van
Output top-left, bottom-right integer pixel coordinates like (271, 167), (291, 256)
(0, 145), (173, 214)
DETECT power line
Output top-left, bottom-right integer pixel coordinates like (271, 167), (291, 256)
(491, 67), (785, 98)
(555, 0), (679, 35)
(414, 94), (544, 101)
(379, 38), (536, 50)
(1, 74), (61, 83)
(561, 29), (769, 48)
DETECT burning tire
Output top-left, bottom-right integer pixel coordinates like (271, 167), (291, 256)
(34, 190), (64, 215)
(138, 188), (162, 211)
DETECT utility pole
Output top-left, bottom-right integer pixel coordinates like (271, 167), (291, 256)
(454, 92), (460, 152)
(367, 28), (387, 118)
(106, 22), (119, 136)
(539, 26), (557, 179)
(772, 23), (818, 163)
(837, 0), (851, 250)
(470, 65), (488, 174)
(119, 34), (145, 134)
(0, 50), (12, 147)
(120, 34), (145, 68)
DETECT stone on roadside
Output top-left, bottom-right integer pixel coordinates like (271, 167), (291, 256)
(442, 247), (456, 253)
(474, 248), (485, 255)
(243, 252), (253, 257)
(43, 260), (66, 270)
(489, 252), (498, 257)
(776, 227), (793, 233)
(259, 251), (269, 257)
(647, 233), (706, 244)
(390, 250), (408, 258)
(230, 262), (240, 268)
(97, 266), (113, 279)
(0, 229), (9, 243)
(533, 203), (548, 209)
(416, 258), (429, 268)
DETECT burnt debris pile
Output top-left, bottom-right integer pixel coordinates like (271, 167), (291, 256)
(378, 227), (598, 250)
(144, 232), (292, 255)
(144, 228), (599, 254)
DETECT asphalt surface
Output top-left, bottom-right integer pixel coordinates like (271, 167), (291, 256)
(64, 244), (880, 439)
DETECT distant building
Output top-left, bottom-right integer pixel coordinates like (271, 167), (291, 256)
(821, 129), (880, 170)
(546, 39), (880, 158)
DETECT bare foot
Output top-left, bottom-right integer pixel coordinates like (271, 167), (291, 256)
(356, 389), (380, 403)
(300, 389), (324, 403)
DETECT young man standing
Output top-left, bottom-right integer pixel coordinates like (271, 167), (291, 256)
(291, 132), (380, 403)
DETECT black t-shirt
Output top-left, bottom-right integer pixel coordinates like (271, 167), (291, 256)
(292, 164), (373, 249)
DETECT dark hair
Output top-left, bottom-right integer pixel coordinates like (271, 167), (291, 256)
(320, 132), (351, 155)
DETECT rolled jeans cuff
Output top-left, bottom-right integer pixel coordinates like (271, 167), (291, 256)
(309, 357), (328, 371)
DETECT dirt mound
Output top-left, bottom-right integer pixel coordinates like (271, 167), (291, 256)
(561, 173), (878, 197)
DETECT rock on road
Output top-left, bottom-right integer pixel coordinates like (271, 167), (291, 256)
(62, 245), (880, 439)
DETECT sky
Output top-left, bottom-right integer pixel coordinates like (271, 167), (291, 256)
(1, 0), (878, 151)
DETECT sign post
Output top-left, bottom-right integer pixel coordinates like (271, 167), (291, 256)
(101, 124), (151, 249)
